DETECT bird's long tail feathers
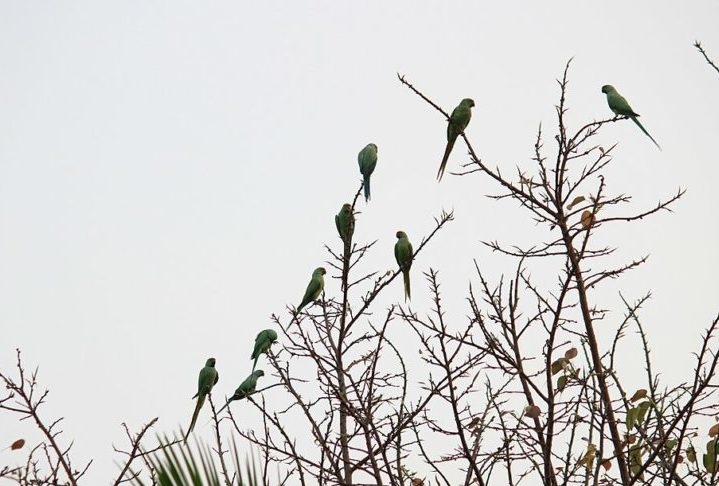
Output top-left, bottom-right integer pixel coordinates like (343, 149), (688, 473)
(437, 138), (456, 181)
(184, 395), (205, 443)
(403, 270), (411, 301)
(252, 355), (259, 372)
(631, 116), (662, 151)
(363, 174), (371, 201)
(297, 299), (307, 313)
(217, 399), (231, 415)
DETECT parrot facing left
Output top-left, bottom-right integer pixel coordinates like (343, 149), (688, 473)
(251, 329), (278, 372)
(184, 357), (219, 442)
(438, 98), (475, 181)
(394, 231), (414, 301)
(601, 85), (661, 150)
(217, 370), (265, 414)
(358, 143), (378, 202)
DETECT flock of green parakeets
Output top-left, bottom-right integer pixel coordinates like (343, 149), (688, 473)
(183, 84), (659, 442)
(184, 331), (276, 441)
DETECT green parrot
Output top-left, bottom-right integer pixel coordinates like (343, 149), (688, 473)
(601, 85), (661, 150)
(394, 231), (414, 301)
(335, 203), (355, 247)
(184, 357), (219, 442)
(297, 267), (326, 312)
(438, 98), (475, 181)
(358, 143), (378, 202)
(217, 370), (265, 414)
(251, 329), (278, 372)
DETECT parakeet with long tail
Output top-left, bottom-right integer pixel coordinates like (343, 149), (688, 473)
(394, 231), (414, 301)
(438, 98), (475, 181)
(358, 143), (378, 202)
(217, 370), (265, 414)
(251, 329), (278, 372)
(601, 85), (661, 150)
(335, 203), (355, 247)
(184, 358), (219, 442)
(297, 267), (326, 312)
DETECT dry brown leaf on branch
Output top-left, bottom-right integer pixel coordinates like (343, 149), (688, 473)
(630, 389), (648, 403)
(581, 210), (596, 229)
(525, 405), (541, 418)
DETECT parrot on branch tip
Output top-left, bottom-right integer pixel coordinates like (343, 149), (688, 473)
(358, 143), (378, 202)
(335, 203), (355, 248)
(601, 85), (661, 150)
(251, 329), (278, 372)
(184, 357), (219, 443)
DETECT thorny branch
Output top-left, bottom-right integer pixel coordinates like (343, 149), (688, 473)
(695, 41), (719, 77)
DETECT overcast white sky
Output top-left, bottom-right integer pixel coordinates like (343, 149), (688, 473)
(1, 1), (718, 483)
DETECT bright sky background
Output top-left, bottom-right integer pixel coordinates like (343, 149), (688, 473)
(1, 1), (718, 483)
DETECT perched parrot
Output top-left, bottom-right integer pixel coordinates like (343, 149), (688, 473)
(394, 231), (414, 301)
(601, 85), (661, 150)
(297, 267), (327, 312)
(358, 143), (378, 202)
(251, 329), (278, 372)
(438, 98), (475, 181)
(335, 203), (355, 247)
(217, 370), (265, 414)
(184, 358), (219, 442)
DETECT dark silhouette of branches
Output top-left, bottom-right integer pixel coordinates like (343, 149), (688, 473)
(397, 58), (717, 486)
(113, 418), (159, 484)
(0, 349), (92, 485)
(2, 56), (717, 486)
(695, 41), (719, 77)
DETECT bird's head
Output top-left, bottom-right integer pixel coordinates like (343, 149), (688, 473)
(341, 203), (352, 212)
(368, 143), (378, 152)
(267, 329), (278, 341)
(396, 230), (407, 239)
(461, 98), (475, 108)
(601, 85), (615, 94)
(205, 358), (216, 367)
(313, 267), (327, 277)
(254, 370), (265, 378)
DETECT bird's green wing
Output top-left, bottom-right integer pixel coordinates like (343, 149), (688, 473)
(251, 330), (276, 371)
(358, 144), (378, 202)
(185, 363), (218, 442)
(297, 271), (324, 311)
(335, 204), (354, 245)
(438, 99), (473, 181)
(394, 234), (414, 301)
(608, 91), (636, 117)
(604, 87), (661, 150)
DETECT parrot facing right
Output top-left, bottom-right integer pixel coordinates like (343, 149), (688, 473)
(335, 203), (355, 247)
(184, 357), (219, 442)
(358, 143), (378, 202)
(251, 329), (278, 372)
(438, 98), (475, 181)
(394, 231), (414, 301)
(217, 370), (265, 414)
(601, 85), (661, 150)
(297, 267), (326, 312)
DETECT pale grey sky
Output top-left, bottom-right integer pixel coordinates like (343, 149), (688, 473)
(1, 1), (718, 483)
